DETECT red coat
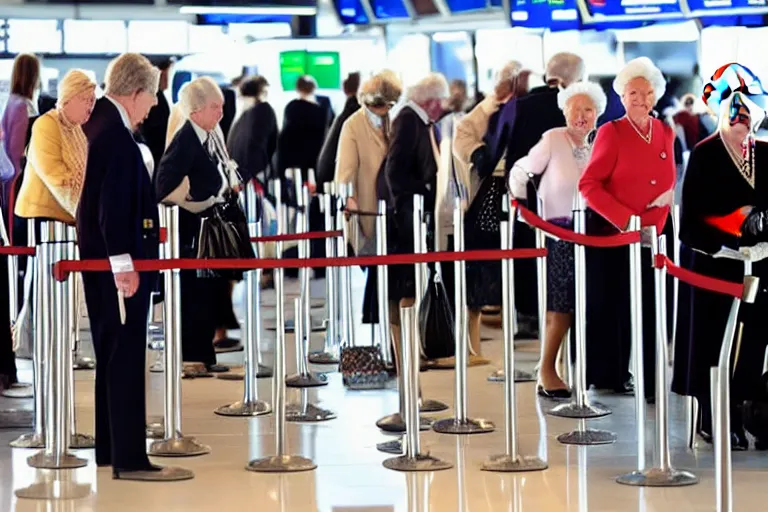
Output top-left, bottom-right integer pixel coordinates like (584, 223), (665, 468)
(578, 117), (676, 233)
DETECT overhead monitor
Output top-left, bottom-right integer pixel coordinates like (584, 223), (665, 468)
(686, 0), (768, 16)
(171, 0), (317, 15)
(510, 0), (581, 31)
(445, 0), (488, 13)
(196, 13), (293, 23)
(279, 50), (341, 90)
(370, 0), (411, 19)
(578, 0), (685, 23)
(333, 0), (370, 24)
(279, 50), (307, 91)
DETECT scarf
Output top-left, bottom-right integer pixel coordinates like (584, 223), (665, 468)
(54, 109), (87, 217)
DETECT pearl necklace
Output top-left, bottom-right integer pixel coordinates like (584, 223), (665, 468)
(626, 115), (653, 144)
(723, 134), (756, 188)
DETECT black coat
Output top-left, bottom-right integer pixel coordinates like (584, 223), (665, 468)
(277, 99), (327, 178)
(316, 96), (360, 185)
(227, 102), (278, 183)
(504, 86), (565, 169)
(219, 88), (237, 140)
(139, 91), (170, 168)
(78, 97), (159, 265)
(154, 120), (225, 257)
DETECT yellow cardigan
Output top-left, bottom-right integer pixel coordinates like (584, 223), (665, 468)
(15, 110), (84, 224)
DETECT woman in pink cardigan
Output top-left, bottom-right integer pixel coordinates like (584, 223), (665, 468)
(508, 81), (606, 398)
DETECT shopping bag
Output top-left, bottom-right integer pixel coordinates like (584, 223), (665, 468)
(418, 269), (456, 360)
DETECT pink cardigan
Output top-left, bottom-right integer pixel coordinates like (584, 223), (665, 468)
(508, 127), (588, 221)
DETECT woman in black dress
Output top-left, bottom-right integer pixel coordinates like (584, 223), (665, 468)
(673, 63), (768, 450)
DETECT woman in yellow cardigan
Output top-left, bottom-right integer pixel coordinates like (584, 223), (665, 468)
(15, 69), (96, 223)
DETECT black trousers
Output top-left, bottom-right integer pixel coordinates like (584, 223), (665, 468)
(0, 255), (17, 385)
(82, 271), (155, 471)
(180, 271), (218, 366)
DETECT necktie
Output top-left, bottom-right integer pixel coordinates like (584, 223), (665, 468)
(432, 122), (442, 146)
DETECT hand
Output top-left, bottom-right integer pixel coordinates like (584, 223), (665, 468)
(114, 271), (139, 298)
(344, 196), (358, 218)
(231, 183), (243, 193)
(647, 189), (673, 209)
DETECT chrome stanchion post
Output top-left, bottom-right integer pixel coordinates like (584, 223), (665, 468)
(482, 203), (547, 472)
(550, 196), (615, 445)
(286, 179), (327, 388)
(71, 240), (94, 370)
(10, 222), (46, 448)
(629, 215), (646, 470)
(248, 180), (272, 378)
(534, 198), (547, 379)
(28, 222), (87, 469)
(337, 183), (356, 349)
(376, 200), (392, 365)
(64, 227), (94, 449)
(433, 198), (494, 435)
(215, 184), (272, 416)
(617, 235), (697, 486)
(0, 213), (18, 325)
(383, 306), (452, 472)
(149, 206), (210, 457)
(671, 204), (680, 368)
(247, 198), (317, 472)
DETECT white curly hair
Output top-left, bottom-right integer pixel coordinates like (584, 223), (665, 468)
(613, 57), (666, 104)
(558, 81), (607, 117)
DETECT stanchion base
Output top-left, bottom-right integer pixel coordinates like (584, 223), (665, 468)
(557, 429), (616, 446)
(308, 352), (339, 365)
(146, 422), (164, 439)
(548, 401), (611, 419)
(216, 365), (274, 381)
(419, 399), (449, 413)
(376, 413), (433, 433)
(269, 319), (326, 334)
(215, 400), (272, 417)
(487, 369), (537, 383)
(10, 432), (45, 449)
(616, 468), (699, 487)
(149, 362), (164, 374)
(382, 453), (453, 472)
(376, 438), (403, 454)
(27, 451), (88, 469)
(69, 433), (96, 449)
(285, 373), (328, 388)
(432, 418), (495, 435)
(246, 455), (317, 473)
(2, 385), (33, 398)
(0, 409), (34, 429)
(15, 480), (92, 500)
(286, 404), (336, 422)
(73, 356), (96, 371)
(481, 454), (548, 472)
(148, 437), (211, 457)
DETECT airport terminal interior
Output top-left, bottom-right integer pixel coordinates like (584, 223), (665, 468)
(1, 0), (768, 510)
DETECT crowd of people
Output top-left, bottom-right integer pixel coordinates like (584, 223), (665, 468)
(0, 47), (766, 482)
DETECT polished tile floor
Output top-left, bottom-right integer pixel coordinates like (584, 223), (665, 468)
(1, 270), (767, 511)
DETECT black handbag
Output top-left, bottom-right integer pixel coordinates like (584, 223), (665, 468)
(418, 269), (456, 360)
(340, 344), (389, 390)
(196, 192), (255, 281)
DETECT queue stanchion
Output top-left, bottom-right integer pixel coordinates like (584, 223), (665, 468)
(432, 198), (494, 435)
(71, 241), (94, 370)
(376, 200), (393, 370)
(617, 234), (697, 486)
(149, 205), (210, 458)
(482, 203), (547, 472)
(337, 183), (356, 349)
(0, 213), (18, 327)
(628, 215), (647, 471)
(671, 203), (680, 368)
(549, 197), (615, 445)
(309, 183), (340, 365)
(247, 195), (317, 472)
(534, 197), (547, 379)
(286, 177), (327, 388)
(64, 227), (95, 449)
(713, 274), (758, 512)
(215, 183), (272, 417)
(11, 221), (46, 448)
(28, 221), (87, 470)
(383, 306), (452, 472)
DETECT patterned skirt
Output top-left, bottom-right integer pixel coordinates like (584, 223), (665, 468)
(545, 218), (575, 314)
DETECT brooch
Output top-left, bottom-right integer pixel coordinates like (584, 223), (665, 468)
(660, 151), (667, 160)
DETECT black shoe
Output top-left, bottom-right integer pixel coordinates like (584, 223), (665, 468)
(206, 364), (230, 373)
(537, 385), (572, 400)
(113, 464), (193, 482)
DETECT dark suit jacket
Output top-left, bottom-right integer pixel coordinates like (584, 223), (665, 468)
(139, 91), (170, 168)
(379, 105), (437, 254)
(276, 99), (327, 179)
(316, 95), (360, 185)
(226, 102), (278, 183)
(504, 86), (565, 170)
(78, 97), (159, 265)
(317, 94), (335, 129)
(219, 88), (237, 140)
(154, 120), (224, 257)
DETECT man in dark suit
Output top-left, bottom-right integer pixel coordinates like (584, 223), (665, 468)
(503, 52), (585, 330)
(78, 53), (190, 482)
(316, 72), (360, 186)
(139, 57), (173, 168)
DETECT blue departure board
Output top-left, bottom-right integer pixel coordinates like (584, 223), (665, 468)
(445, 0), (487, 13)
(686, 0), (768, 16)
(333, 0), (370, 23)
(511, 0), (580, 30)
(579, 0), (685, 22)
(371, 0), (410, 18)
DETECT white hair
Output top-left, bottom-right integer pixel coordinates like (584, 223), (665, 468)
(546, 52), (585, 87)
(178, 76), (224, 118)
(406, 73), (449, 105)
(105, 53), (160, 97)
(494, 60), (522, 86)
(613, 57), (666, 103)
(558, 81), (607, 117)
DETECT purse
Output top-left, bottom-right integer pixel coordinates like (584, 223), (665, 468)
(340, 344), (389, 390)
(196, 192), (255, 281)
(418, 268), (456, 360)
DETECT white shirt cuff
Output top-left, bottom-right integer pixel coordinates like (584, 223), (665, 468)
(109, 254), (134, 274)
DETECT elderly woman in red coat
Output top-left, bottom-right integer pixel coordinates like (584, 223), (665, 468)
(578, 57), (676, 399)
